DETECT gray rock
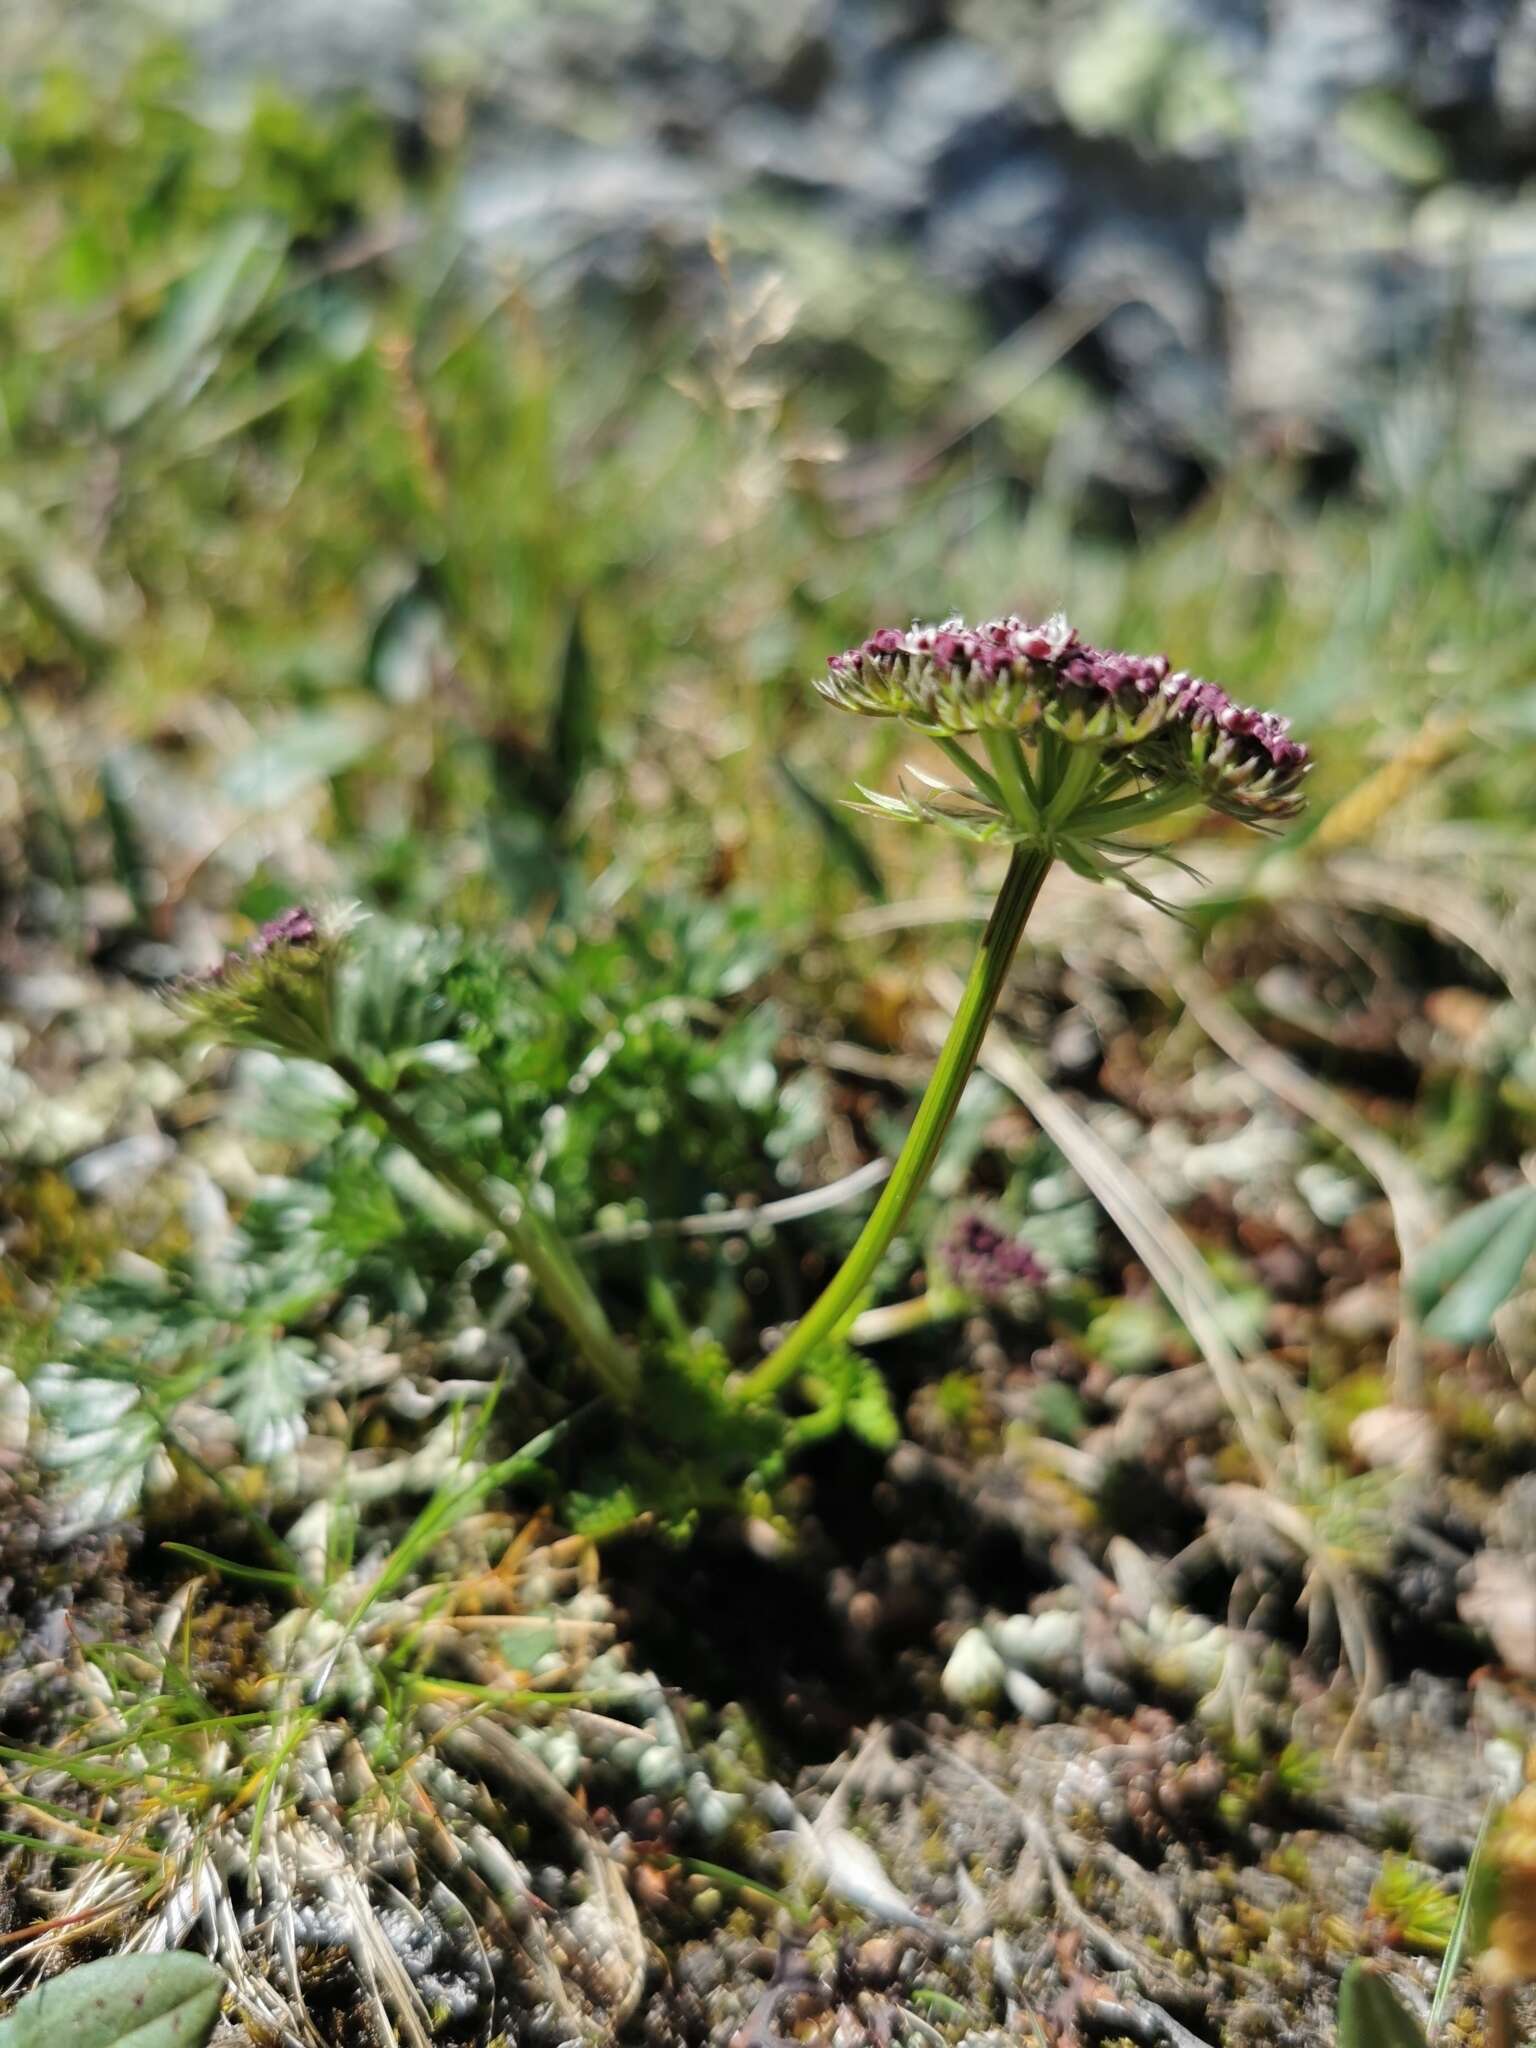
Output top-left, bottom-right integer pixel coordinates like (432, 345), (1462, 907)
(98, 0), (1536, 501)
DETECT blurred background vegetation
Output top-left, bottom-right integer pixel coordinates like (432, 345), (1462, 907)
(4, 1), (1536, 964)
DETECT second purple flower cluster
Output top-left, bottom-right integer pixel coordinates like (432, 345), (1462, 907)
(938, 1208), (1047, 1312)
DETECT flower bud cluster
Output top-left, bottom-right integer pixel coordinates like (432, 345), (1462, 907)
(175, 903), (354, 1060)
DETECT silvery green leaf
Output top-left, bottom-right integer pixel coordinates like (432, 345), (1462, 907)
(219, 707), (381, 810)
(223, 1334), (326, 1463)
(32, 1365), (166, 1534)
(231, 1050), (351, 1143)
(1012, 1197), (1098, 1274)
(0, 1952), (224, 2048)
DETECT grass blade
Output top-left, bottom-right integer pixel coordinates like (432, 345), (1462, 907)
(1430, 1789), (1502, 2036)
(776, 757), (886, 902)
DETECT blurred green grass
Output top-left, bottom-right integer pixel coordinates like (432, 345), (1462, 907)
(2, 45), (1534, 951)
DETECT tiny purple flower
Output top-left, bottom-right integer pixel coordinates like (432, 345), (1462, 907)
(819, 613), (1175, 745)
(251, 905), (319, 955)
(194, 905), (319, 987)
(939, 1208), (1047, 1312)
(1155, 676), (1311, 817)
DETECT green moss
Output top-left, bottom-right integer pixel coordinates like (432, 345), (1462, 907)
(1368, 1852), (1457, 1956)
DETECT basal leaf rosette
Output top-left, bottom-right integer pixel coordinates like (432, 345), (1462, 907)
(174, 904), (357, 1061)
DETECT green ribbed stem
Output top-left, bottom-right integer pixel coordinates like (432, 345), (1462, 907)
(736, 843), (1051, 1405)
(330, 1054), (639, 1407)
(983, 729), (1041, 827)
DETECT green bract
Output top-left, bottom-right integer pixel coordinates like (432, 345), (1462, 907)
(173, 904), (358, 1062)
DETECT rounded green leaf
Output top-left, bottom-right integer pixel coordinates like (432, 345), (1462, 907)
(0, 1953), (225, 2048)
(1337, 1961), (1430, 2048)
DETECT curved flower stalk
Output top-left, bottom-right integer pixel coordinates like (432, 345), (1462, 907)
(175, 906), (639, 1407)
(738, 612), (1309, 1403)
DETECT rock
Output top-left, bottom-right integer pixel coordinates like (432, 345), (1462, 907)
(108, 0), (1536, 502)
(929, 157), (1069, 286)
(1322, 1278), (1399, 1340)
(1461, 1550), (1536, 1675)
(1002, 1667), (1056, 1722)
(1493, 1473), (1536, 1553)
(941, 1626), (1006, 1708)
(990, 1606), (1083, 1679)
(1349, 1402), (1439, 1474)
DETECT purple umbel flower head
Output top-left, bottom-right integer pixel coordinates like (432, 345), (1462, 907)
(198, 905), (320, 987)
(938, 1208), (1048, 1313)
(818, 612), (1171, 746)
(816, 611), (1311, 821)
(1151, 674), (1311, 818)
